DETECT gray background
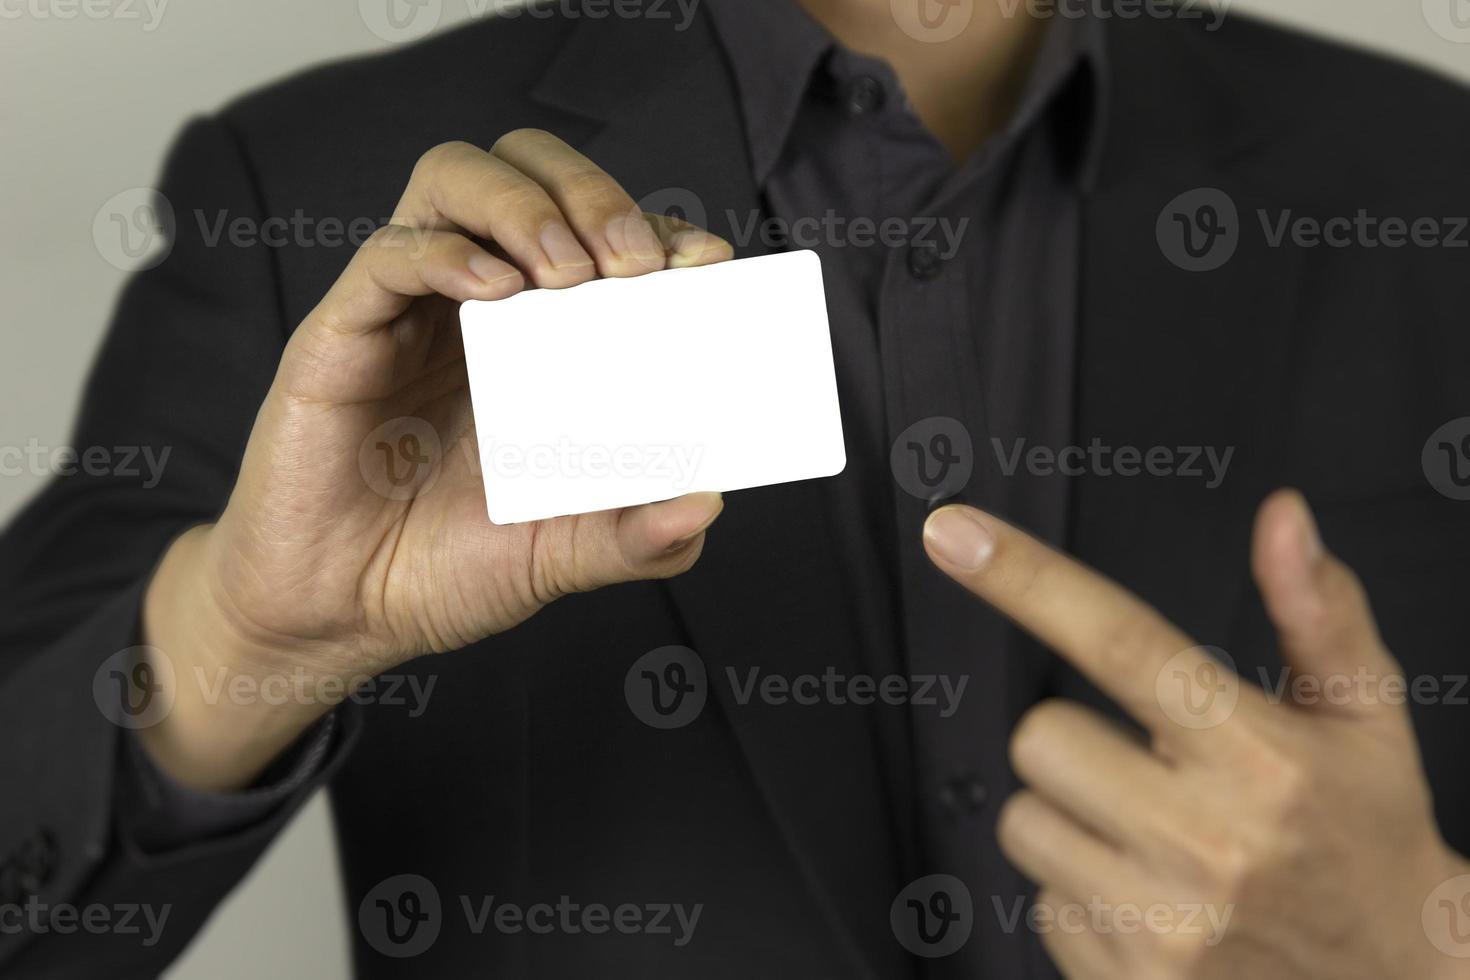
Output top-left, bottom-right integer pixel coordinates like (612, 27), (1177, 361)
(2, 1), (1465, 975)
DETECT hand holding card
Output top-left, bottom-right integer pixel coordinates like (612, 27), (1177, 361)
(460, 249), (847, 524)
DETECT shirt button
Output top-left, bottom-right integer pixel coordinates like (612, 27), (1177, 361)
(908, 242), (943, 280)
(939, 775), (988, 817)
(845, 75), (885, 116)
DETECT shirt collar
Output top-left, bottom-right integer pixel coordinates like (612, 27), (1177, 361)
(705, 0), (836, 185)
(706, 0), (1110, 191)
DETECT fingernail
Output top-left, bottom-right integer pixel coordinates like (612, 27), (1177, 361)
(667, 492), (723, 551)
(924, 507), (995, 571)
(669, 229), (715, 255)
(538, 222), (594, 271)
(605, 212), (665, 266)
(468, 252), (518, 286)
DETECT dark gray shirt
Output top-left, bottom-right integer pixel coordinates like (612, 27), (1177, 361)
(705, 2), (1105, 975)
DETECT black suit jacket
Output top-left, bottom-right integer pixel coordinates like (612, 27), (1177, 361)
(2, 7), (1468, 978)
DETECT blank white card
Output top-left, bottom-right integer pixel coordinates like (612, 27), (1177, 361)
(459, 249), (846, 525)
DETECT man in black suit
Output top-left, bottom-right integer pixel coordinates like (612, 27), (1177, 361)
(2, 0), (1468, 976)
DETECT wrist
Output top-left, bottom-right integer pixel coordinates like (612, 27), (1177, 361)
(137, 524), (333, 792)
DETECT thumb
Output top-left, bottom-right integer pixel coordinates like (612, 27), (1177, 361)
(545, 492), (724, 596)
(1251, 488), (1399, 715)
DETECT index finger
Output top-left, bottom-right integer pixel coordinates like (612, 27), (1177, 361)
(922, 504), (1257, 732)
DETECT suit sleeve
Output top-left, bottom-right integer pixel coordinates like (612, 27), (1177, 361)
(0, 115), (357, 976)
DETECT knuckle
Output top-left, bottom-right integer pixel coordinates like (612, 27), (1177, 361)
(363, 222), (409, 251)
(1154, 930), (1210, 976)
(652, 537), (706, 579)
(1094, 615), (1162, 683)
(995, 791), (1036, 852)
(1202, 837), (1256, 898)
(1292, 591), (1336, 641)
(994, 544), (1047, 602)
(1236, 734), (1313, 820)
(415, 140), (476, 175)
(1010, 699), (1068, 769)
(487, 181), (557, 224)
(1258, 764), (1314, 831)
(526, 522), (577, 604)
(558, 166), (627, 205)
(1322, 559), (1371, 619)
(491, 127), (559, 156)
